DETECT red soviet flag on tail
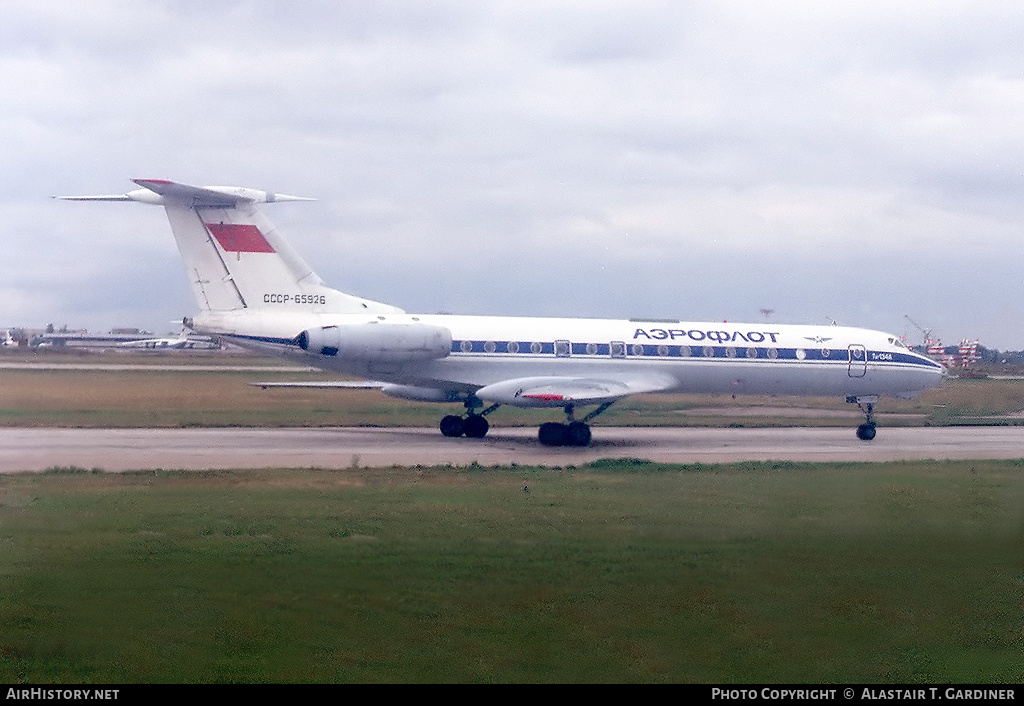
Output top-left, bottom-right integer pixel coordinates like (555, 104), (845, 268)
(205, 223), (276, 253)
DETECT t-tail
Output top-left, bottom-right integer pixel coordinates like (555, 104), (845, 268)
(58, 179), (402, 316)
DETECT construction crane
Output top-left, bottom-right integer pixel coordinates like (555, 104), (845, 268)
(904, 315), (935, 348)
(904, 314), (949, 363)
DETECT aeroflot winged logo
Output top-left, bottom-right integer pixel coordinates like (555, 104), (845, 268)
(804, 335), (834, 345)
(206, 223), (276, 253)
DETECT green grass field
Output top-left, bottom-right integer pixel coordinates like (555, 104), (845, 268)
(1, 460), (1022, 683)
(3, 363), (1024, 428)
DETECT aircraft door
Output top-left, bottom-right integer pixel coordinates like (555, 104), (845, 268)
(848, 344), (867, 378)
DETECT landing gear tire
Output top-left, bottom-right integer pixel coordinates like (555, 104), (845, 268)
(463, 415), (489, 439)
(538, 422), (592, 447)
(440, 415), (465, 438)
(566, 422), (592, 447)
(538, 422), (567, 447)
(856, 423), (876, 441)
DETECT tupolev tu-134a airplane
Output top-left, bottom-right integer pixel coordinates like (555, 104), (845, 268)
(60, 179), (945, 446)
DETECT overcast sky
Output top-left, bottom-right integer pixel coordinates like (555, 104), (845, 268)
(3, 1), (1024, 348)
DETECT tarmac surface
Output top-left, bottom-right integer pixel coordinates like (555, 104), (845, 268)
(3, 425), (1024, 472)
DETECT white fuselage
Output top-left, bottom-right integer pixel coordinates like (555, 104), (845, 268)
(193, 310), (945, 403)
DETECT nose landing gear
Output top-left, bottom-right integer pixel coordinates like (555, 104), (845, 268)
(847, 395), (878, 441)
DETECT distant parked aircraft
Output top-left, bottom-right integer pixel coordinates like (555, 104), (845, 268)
(116, 329), (219, 350)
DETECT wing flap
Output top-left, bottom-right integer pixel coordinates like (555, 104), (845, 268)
(475, 374), (675, 407)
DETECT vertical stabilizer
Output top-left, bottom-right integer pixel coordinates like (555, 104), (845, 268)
(58, 179), (403, 315)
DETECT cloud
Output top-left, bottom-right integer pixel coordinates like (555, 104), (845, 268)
(2, 1), (1023, 348)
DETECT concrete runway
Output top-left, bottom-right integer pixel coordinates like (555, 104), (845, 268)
(3, 425), (1024, 472)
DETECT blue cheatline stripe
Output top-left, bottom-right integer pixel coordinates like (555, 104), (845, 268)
(224, 332), (942, 371)
(448, 339), (942, 370)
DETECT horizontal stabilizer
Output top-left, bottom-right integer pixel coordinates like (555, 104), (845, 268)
(57, 179), (314, 206)
(54, 194), (134, 202)
(133, 179), (314, 206)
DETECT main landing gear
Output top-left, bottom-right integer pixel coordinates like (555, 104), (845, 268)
(537, 402), (615, 447)
(439, 396), (501, 439)
(437, 399), (615, 447)
(847, 395), (878, 441)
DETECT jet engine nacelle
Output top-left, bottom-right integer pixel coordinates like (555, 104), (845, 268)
(297, 322), (452, 362)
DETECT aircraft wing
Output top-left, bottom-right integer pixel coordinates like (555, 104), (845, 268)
(249, 381), (386, 390)
(250, 374), (676, 407)
(475, 374), (676, 407)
